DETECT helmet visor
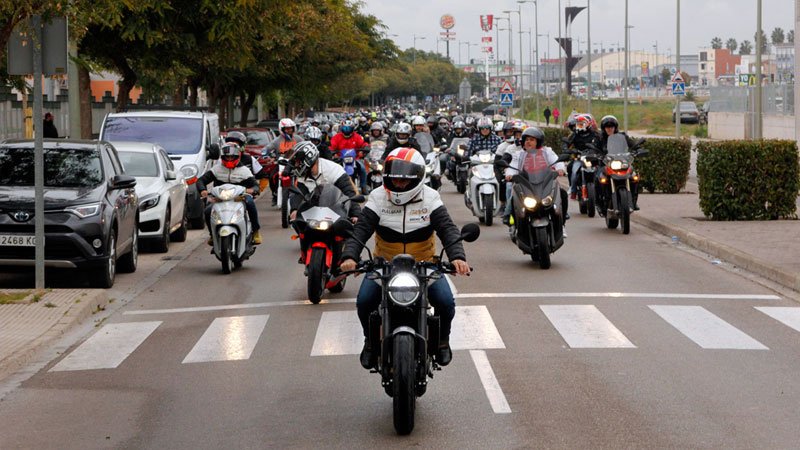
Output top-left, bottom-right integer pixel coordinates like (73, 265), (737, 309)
(341, 126), (354, 134)
(384, 159), (424, 192)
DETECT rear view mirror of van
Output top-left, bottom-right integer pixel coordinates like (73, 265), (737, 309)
(208, 143), (220, 160)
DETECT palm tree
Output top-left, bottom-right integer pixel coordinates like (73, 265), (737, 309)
(725, 38), (738, 53)
(711, 37), (722, 49)
(771, 27), (785, 44)
(739, 40), (753, 55)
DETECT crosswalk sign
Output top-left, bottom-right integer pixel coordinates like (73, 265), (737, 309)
(672, 82), (685, 96)
(500, 92), (514, 106)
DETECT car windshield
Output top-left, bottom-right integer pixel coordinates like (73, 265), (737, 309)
(0, 147), (103, 187)
(243, 131), (270, 146)
(102, 117), (203, 155)
(118, 151), (159, 177)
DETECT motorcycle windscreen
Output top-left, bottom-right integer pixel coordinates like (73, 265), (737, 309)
(449, 137), (470, 152)
(519, 170), (559, 199)
(415, 132), (434, 154)
(606, 134), (629, 155)
(300, 183), (350, 217)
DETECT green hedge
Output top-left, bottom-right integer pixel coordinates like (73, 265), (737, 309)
(541, 126), (570, 150)
(697, 139), (799, 220)
(636, 138), (692, 194)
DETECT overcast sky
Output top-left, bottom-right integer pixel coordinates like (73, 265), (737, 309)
(361, 0), (795, 63)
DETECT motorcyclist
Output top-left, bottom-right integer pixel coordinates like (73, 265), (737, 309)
(339, 147), (471, 369)
(329, 119), (368, 193)
(383, 122), (420, 158)
(503, 127), (569, 228)
(265, 118), (304, 206)
(428, 115), (447, 145)
(411, 115), (435, 155)
(437, 117), (451, 139)
(197, 143), (262, 245)
(224, 131), (264, 179)
(565, 114), (601, 199)
(357, 116), (371, 137)
(599, 114), (640, 210)
(467, 117), (503, 157)
(304, 126), (333, 160)
(493, 121), (505, 138)
(464, 115), (477, 138)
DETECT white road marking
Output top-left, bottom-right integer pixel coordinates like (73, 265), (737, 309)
(470, 350), (511, 414)
(310, 305), (505, 356)
(182, 315), (269, 364)
(649, 305), (768, 350)
(755, 307), (800, 333)
(540, 305), (636, 348)
(311, 311), (364, 356)
(50, 321), (162, 372)
(121, 292), (781, 316)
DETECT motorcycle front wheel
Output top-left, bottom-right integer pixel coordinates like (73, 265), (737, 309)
(618, 188), (631, 235)
(587, 182), (596, 218)
(482, 193), (494, 226)
(220, 235), (234, 274)
(533, 227), (551, 269)
(393, 334), (417, 435)
(281, 188), (290, 229)
(307, 247), (327, 304)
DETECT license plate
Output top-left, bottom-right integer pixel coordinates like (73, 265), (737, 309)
(344, 157), (354, 164)
(0, 235), (36, 246)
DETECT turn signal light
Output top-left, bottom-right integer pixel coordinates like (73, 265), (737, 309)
(633, 175), (640, 182)
(600, 177), (608, 184)
(291, 235), (299, 240)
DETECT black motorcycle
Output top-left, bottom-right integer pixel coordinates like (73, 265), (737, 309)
(570, 147), (602, 218)
(596, 134), (648, 235)
(501, 155), (570, 269)
(450, 144), (470, 194)
(341, 222), (480, 435)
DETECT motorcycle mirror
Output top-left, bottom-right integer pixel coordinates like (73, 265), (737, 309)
(557, 153), (572, 162)
(208, 143), (221, 160)
(495, 159), (509, 168)
(635, 149), (649, 158)
(460, 223), (481, 243)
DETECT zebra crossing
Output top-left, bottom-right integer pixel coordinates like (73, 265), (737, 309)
(49, 305), (800, 372)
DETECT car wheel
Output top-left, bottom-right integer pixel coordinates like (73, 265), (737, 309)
(118, 222), (138, 273)
(171, 203), (188, 242)
(90, 230), (116, 288)
(154, 207), (171, 253)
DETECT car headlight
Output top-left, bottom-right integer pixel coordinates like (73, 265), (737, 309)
(479, 153), (491, 163)
(610, 160), (624, 171)
(139, 194), (160, 211)
(65, 203), (101, 219)
(180, 164), (199, 180)
(217, 188), (236, 202)
(387, 272), (420, 306)
(541, 195), (554, 207)
(523, 197), (538, 209)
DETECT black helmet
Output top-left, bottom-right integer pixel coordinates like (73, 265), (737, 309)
(290, 141), (320, 178)
(600, 115), (619, 134)
(521, 127), (545, 149)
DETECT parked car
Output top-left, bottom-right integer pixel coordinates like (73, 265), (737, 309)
(482, 105), (508, 117)
(99, 111), (220, 230)
(672, 101), (700, 124)
(113, 141), (188, 253)
(0, 139), (139, 288)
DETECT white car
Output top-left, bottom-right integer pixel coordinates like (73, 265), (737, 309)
(113, 141), (188, 253)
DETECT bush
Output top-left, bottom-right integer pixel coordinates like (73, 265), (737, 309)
(636, 138), (692, 194)
(541, 126), (571, 151)
(697, 139), (799, 220)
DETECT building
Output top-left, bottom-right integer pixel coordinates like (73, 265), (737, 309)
(713, 48), (741, 86)
(773, 43), (795, 83)
(698, 48), (716, 86)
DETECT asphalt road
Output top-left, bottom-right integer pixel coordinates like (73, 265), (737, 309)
(1, 181), (799, 449)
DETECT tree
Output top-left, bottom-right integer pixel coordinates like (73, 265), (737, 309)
(771, 27), (785, 44)
(726, 38), (738, 53)
(711, 37), (722, 49)
(754, 30), (768, 54)
(789, 30), (794, 44)
(739, 40), (752, 55)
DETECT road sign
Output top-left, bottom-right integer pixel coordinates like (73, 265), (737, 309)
(672, 82), (685, 96)
(500, 80), (514, 93)
(671, 72), (684, 83)
(500, 92), (514, 106)
(440, 14), (455, 30)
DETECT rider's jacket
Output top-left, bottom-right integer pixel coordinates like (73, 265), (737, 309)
(290, 158), (361, 217)
(329, 132), (366, 157)
(266, 134), (303, 156)
(467, 133), (503, 156)
(341, 185), (465, 263)
(567, 130), (601, 152)
(196, 161), (257, 192)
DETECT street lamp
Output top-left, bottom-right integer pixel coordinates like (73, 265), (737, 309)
(495, 16), (510, 109)
(413, 34), (426, 64)
(519, 0), (539, 123)
(539, 32), (551, 98)
(504, 8), (525, 119)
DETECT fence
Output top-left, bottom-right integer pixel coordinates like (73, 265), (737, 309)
(708, 84), (795, 116)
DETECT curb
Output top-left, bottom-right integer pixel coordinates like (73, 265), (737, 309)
(631, 214), (800, 293)
(0, 289), (108, 382)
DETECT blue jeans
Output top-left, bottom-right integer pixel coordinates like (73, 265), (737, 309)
(504, 183), (514, 217)
(204, 195), (260, 233)
(356, 276), (456, 340)
(569, 161), (581, 194)
(355, 160), (367, 191)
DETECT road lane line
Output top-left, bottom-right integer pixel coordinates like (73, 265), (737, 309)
(470, 350), (511, 414)
(451, 305), (505, 350)
(121, 293), (782, 316)
(649, 305), (768, 350)
(755, 307), (800, 333)
(49, 321), (162, 372)
(311, 311), (364, 356)
(540, 305), (636, 348)
(182, 315), (269, 364)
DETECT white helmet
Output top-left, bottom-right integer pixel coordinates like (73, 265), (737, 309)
(477, 117), (493, 129)
(304, 126), (323, 142)
(395, 122), (412, 144)
(279, 118), (296, 132)
(384, 148), (426, 206)
(494, 121), (505, 132)
(411, 116), (426, 126)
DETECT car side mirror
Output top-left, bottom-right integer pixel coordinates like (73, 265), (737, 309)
(460, 223), (481, 243)
(165, 170), (177, 181)
(208, 143), (220, 160)
(110, 174), (137, 190)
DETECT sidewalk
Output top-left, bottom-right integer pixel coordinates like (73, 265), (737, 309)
(632, 191), (800, 293)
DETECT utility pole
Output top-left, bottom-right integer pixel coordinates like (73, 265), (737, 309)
(32, 15), (45, 289)
(557, 0), (563, 116)
(675, 0), (681, 138)
(755, 0), (763, 139)
(519, 1), (539, 123)
(624, 0), (629, 131)
(587, 0), (592, 114)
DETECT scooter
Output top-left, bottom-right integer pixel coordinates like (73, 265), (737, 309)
(366, 141), (386, 192)
(465, 150), (502, 226)
(424, 146), (442, 190)
(445, 137), (470, 182)
(569, 146), (602, 218)
(208, 184), (256, 274)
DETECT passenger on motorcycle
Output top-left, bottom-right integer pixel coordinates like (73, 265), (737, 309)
(197, 143), (262, 245)
(599, 115), (640, 210)
(503, 127), (569, 226)
(304, 126), (332, 160)
(384, 122), (420, 158)
(411, 115), (435, 155)
(357, 116), (371, 137)
(467, 117), (503, 157)
(339, 148), (471, 369)
(330, 119), (368, 193)
(428, 115), (448, 145)
(565, 114), (601, 199)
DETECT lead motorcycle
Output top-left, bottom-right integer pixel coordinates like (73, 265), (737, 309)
(596, 134), (648, 235)
(208, 184), (256, 274)
(341, 222), (480, 435)
(465, 150), (502, 225)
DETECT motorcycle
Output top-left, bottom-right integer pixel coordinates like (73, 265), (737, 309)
(450, 144), (470, 194)
(341, 222), (480, 435)
(596, 134), (648, 235)
(290, 183), (362, 304)
(335, 147), (367, 194)
(276, 157), (296, 229)
(569, 145), (602, 218)
(424, 146), (442, 190)
(208, 184), (256, 274)
(445, 137), (470, 182)
(366, 141), (386, 192)
(465, 150), (502, 226)
(500, 154), (570, 269)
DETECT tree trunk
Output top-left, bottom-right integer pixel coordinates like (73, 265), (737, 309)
(110, 54), (137, 112)
(172, 83), (185, 107)
(219, 94), (229, 130)
(240, 89), (257, 127)
(189, 80), (199, 110)
(78, 65), (92, 139)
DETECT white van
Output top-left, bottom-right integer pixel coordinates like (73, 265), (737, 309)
(100, 111), (220, 229)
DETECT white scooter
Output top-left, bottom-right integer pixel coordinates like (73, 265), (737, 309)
(465, 150), (502, 226)
(424, 146), (442, 190)
(209, 184), (256, 274)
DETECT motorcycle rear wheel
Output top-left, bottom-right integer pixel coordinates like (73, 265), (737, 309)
(393, 334), (416, 435)
(482, 193), (494, 226)
(220, 235), (234, 274)
(307, 248), (326, 304)
(533, 227), (551, 269)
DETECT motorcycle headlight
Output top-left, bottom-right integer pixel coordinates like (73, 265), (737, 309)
(610, 160), (624, 171)
(426, 166), (432, 174)
(308, 219), (331, 231)
(479, 153), (491, 163)
(387, 272), (420, 306)
(139, 194), (160, 211)
(457, 148), (465, 157)
(581, 156), (592, 168)
(65, 203), (101, 219)
(377, 163), (383, 171)
(217, 188), (236, 202)
(541, 195), (554, 207)
(523, 196), (538, 209)
(471, 167), (480, 177)
(232, 209), (245, 223)
(210, 209), (222, 224)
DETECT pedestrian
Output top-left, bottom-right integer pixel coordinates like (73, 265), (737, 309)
(552, 107), (560, 125)
(43, 112), (58, 138)
(543, 106), (552, 126)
